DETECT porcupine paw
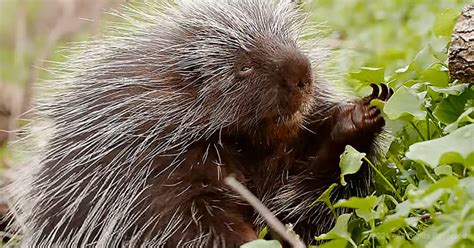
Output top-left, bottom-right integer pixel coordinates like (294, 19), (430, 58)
(331, 84), (393, 149)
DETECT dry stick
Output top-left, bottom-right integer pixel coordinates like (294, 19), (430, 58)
(224, 176), (306, 248)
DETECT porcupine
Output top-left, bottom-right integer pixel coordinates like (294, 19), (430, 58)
(6, 0), (392, 247)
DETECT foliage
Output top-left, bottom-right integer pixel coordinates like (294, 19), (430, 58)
(246, 0), (473, 247)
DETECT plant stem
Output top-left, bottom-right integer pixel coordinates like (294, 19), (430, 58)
(425, 109), (443, 134)
(364, 157), (403, 201)
(410, 121), (426, 141)
(388, 154), (416, 186)
(426, 115), (431, 140)
(421, 163), (437, 183)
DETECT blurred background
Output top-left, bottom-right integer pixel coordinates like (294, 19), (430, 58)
(0, 0), (470, 178)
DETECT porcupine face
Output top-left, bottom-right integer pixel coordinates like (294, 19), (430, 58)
(167, 0), (317, 136)
(233, 43), (314, 126)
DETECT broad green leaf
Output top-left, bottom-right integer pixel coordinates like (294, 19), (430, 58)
(411, 189), (445, 209)
(406, 124), (474, 167)
(433, 9), (459, 37)
(372, 216), (409, 234)
(444, 107), (474, 133)
(393, 201), (413, 217)
(339, 145), (366, 186)
(384, 86), (426, 120)
(315, 214), (356, 247)
(240, 240), (282, 248)
(429, 84), (469, 96)
(434, 165), (453, 176)
(350, 67), (385, 83)
(415, 176), (459, 196)
(409, 47), (433, 73)
(421, 64), (449, 87)
(433, 88), (474, 124)
(334, 196), (378, 222)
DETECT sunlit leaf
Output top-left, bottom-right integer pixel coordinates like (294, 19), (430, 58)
(339, 145), (366, 186)
(350, 67), (385, 83)
(315, 214), (356, 247)
(384, 86), (426, 120)
(406, 124), (474, 167)
(434, 165), (453, 176)
(421, 64), (449, 87)
(334, 196), (378, 222)
(429, 84), (468, 96)
(433, 88), (474, 124)
(444, 107), (474, 133)
(433, 9), (460, 37)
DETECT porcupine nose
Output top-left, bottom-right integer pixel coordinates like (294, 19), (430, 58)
(279, 49), (312, 91)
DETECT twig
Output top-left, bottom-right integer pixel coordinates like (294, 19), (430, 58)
(224, 176), (306, 248)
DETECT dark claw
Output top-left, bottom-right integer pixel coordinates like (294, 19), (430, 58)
(370, 83), (379, 98)
(388, 88), (394, 99)
(366, 83), (393, 102)
(379, 84), (389, 100)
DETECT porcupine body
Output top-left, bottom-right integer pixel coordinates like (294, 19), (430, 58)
(7, 0), (389, 247)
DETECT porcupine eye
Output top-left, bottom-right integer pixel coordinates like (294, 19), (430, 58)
(238, 65), (253, 77)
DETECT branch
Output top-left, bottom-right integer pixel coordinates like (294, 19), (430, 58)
(224, 176), (306, 248)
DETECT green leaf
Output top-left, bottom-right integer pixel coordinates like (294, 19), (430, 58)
(417, 176), (459, 196)
(433, 9), (460, 37)
(406, 124), (474, 168)
(421, 64), (449, 87)
(350, 67), (385, 83)
(334, 196), (378, 222)
(311, 183), (338, 218)
(240, 240), (282, 248)
(372, 216), (409, 235)
(315, 239), (348, 248)
(258, 227), (268, 239)
(414, 221), (459, 248)
(434, 165), (453, 176)
(433, 88), (474, 124)
(411, 190), (446, 209)
(315, 213), (356, 247)
(339, 145), (366, 186)
(384, 86), (426, 120)
(429, 84), (468, 96)
(444, 107), (474, 133)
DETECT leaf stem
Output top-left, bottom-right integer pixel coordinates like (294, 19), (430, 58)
(426, 115), (431, 140)
(425, 108), (443, 134)
(420, 163), (437, 183)
(364, 157), (403, 201)
(410, 121), (426, 141)
(388, 154), (416, 186)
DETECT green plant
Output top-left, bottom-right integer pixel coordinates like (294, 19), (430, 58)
(244, 2), (473, 247)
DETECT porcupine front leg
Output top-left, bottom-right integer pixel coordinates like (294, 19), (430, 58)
(285, 84), (393, 242)
(313, 84), (392, 172)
